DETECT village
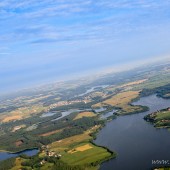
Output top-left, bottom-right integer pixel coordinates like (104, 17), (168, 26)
(39, 145), (62, 165)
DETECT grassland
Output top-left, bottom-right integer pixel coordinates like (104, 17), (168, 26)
(93, 91), (146, 115)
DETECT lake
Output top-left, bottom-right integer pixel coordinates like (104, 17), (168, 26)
(78, 85), (109, 97)
(100, 110), (117, 119)
(51, 109), (91, 121)
(94, 95), (170, 170)
(0, 149), (38, 161)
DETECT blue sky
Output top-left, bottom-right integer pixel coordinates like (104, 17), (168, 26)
(1, 0), (170, 92)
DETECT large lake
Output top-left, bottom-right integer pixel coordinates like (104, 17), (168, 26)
(94, 95), (170, 170)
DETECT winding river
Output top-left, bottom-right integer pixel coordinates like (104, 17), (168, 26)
(95, 94), (170, 170)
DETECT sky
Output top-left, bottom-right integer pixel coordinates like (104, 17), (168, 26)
(1, 0), (170, 93)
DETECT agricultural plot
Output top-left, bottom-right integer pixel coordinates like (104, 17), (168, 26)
(49, 131), (114, 167)
(93, 91), (145, 115)
(74, 112), (96, 120)
(61, 143), (112, 166)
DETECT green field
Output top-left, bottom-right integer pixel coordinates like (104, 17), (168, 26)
(61, 142), (113, 166)
(144, 108), (170, 128)
(49, 132), (115, 168)
(155, 111), (170, 120)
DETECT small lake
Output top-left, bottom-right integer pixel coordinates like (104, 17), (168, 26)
(41, 112), (57, 118)
(94, 107), (107, 113)
(78, 85), (109, 97)
(0, 149), (38, 161)
(100, 110), (117, 119)
(51, 109), (91, 121)
(94, 95), (170, 170)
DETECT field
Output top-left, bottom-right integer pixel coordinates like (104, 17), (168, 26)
(119, 79), (148, 88)
(11, 158), (23, 170)
(74, 111), (96, 120)
(134, 72), (170, 90)
(9, 130), (114, 170)
(0, 104), (46, 122)
(61, 142), (112, 166)
(49, 129), (114, 167)
(93, 91), (145, 115)
(39, 128), (64, 137)
(68, 144), (93, 153)
(155, 110), (170, 120)
(2, 115), (22, 122)
(49, 132), (92, 152)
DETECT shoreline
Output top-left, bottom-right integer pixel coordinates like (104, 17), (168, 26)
(0, 148), (38, 154)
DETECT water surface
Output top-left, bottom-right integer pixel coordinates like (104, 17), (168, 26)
(100, 110), (117, 119)
(78, 85), (109, 97)
(0, 149), (38, 161)
(95, 95), (170, 170)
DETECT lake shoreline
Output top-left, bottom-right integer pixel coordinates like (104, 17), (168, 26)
(94, 94), (170, 170)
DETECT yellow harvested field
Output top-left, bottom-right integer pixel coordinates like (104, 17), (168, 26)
(74, 112), (96, 120)
(11, 158), (23, 170)
(68, 144), (93, 153)
(119, 79), (148, 88)
(26, 95), (52, 103)
(50, 133), (92, 151)
(49, 126), (101, 152)
(1, 105), (46, 122)
(2, 115), (22, 122)
(39, 129), (63, 137)
(75, 144), (93, 151)
(93, 91), (143, 114)
(103, 91), (139, 106)
(12, 124), (26, 132)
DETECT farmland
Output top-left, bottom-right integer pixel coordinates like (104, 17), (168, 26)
(74, 111), (96, 120)
(8, 131), (115, 170)
(93, 91), (148, 115)
(49, 131), (114, 168)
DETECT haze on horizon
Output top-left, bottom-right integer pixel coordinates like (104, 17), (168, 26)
(1, 0), (170, 93)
